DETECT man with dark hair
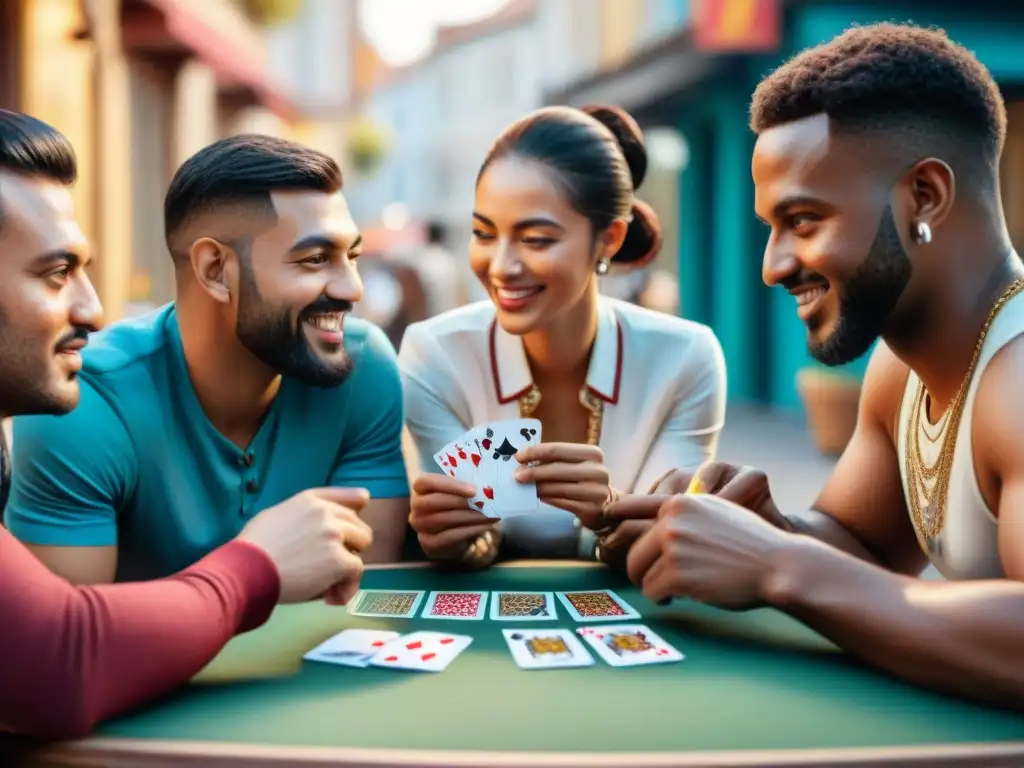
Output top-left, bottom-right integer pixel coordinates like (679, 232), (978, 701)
(0, 110), (374, 739)
(617, 23), (1024, 710)
(5, 133), (410, 585)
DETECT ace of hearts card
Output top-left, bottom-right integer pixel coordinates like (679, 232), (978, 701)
(369, 630), (473, 672)
(576, 624), (684, 667)
(502, 628), (595, 669)
(555, 590), (640, 622)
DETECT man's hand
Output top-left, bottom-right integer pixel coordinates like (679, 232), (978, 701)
(650, 463), (798, 533)
(626, 492), (795, 610)
(238, 487), (373, 605)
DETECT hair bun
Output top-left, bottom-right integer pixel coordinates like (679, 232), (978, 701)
(614, 198), (662, 268)
(582, 104), (648, 190)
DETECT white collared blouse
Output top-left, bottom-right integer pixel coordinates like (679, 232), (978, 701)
(397, 296), (727, 558)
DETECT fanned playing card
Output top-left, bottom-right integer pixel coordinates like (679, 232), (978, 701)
(369, 630), (473, 672)
(433, 437), (495, 516)
(473, 418), (541, 517)
(577, 624), (684, 667)
(432, 419), (541, 518)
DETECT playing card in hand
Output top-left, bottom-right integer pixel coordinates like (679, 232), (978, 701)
(433, 419), (541, 518)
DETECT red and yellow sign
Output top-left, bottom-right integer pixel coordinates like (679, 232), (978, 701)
(693, 0), (781, 52)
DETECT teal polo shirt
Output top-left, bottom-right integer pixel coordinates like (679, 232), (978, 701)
(4, 304), (409, 581)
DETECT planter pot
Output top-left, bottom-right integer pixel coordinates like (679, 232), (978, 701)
(796, 368), (862, 456)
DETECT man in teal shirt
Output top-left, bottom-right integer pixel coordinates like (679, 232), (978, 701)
(5, 135), (411, 583)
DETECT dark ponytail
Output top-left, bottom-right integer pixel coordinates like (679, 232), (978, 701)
(478, 104), (662, 267)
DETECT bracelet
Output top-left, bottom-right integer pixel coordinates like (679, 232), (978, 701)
(458, 528), (500, 568)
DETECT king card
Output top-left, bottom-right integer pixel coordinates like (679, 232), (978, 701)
(421, 591), (488, 620)
(502, 628), (595, 669)
(303, 629), (400, 668)
(347, 589), (425, 619)
(555, 589), (640, 622)
(369, 630), (473, 672)
(473, 418), (541, 517)
(489, 591), (557, 621)
(577, 624), (684, 667)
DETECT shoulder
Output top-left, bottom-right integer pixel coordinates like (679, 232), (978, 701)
(341, 316), (397, 365)
(610, 299), (724, 375)
(80, 305), (174, 377)
(857, 341), (911, 440)
(401, 301), (495, 350)
(973, 333), (1024, 458)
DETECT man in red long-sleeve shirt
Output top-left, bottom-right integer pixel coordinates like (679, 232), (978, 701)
(0, 111), (374, 739)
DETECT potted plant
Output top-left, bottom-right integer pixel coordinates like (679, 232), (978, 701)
(796, 363), (863, 456)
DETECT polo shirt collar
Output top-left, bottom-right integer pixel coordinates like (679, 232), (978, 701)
(489, 298), (623, 406)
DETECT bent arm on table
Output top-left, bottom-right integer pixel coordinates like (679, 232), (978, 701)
(0, 528), (279, 740)
(761, 340), (1024, 712)
(4, 382), (137, 584)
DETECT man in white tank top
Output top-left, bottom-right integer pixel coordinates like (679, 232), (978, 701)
(617, 23), (1024, 713)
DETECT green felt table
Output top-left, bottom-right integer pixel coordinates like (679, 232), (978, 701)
(35, 562), (1024, 767)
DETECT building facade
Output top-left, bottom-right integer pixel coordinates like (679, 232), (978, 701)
(555, 0), (1024, 411)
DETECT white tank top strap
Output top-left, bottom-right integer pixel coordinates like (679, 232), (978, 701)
(896, 287), (1024, 580)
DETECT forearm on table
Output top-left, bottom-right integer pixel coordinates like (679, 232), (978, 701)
(763, 535), (1024, 711)
(785, 508), (882, 564)
(0, 539), (279, 739)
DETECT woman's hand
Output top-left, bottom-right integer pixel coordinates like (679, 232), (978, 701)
(409, 473), (499, 562)
(513, 443), (611, 530)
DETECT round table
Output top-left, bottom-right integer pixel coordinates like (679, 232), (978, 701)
(33, 562), (1024, 767)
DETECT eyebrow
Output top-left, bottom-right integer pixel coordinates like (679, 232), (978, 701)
(771, 195), (826, 219)
(288, 233), (363, 254)
(30, 249), (87, 271)
(473, 212), (564, 231)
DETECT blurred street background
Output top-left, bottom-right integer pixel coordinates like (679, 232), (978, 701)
(4, 0), (1024, 541)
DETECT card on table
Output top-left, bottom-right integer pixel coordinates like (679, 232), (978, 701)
(502, 628), (595, 669)
(577, 624), (684, 667)
(555, 590), (641, 622)
(489, 591), (557, 621)
(433, 419), (541, 518)
(369, 630), (473, 672)
(421, 590), (488, 620)
(347, 589), (425, 619)
(303, 629), (400, 668)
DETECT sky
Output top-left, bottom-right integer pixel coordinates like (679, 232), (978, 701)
(357, 0), (512, 67)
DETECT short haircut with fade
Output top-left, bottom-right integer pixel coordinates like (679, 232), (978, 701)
(0, 110), (77, 232)
(749, 23), (1007, 193)
(163, 134), (342, 261)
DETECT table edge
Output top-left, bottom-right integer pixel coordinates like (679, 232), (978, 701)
(363, 559), (600, 571)
(31, 740), (1024, 767)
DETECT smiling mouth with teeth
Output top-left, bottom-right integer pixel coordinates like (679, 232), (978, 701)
(306, 312), (345, 333)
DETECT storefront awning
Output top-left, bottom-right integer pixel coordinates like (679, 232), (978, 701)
(121, 0), (296, 119)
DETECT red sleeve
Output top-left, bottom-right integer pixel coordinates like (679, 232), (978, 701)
(0, 527), (280, 740)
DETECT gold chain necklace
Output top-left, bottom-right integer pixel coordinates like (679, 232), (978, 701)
(905, 276), (1024, 545)
(517, 385), (603, 446)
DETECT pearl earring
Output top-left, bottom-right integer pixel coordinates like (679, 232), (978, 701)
(914, 221), (932, 245)
(595, 259), (610, 275)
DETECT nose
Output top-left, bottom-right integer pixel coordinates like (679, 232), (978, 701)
(325, 260), (363, 304)
(488, 238), (523, 282)
(69, 271), (104, 332)
(761, 238), (800, 288)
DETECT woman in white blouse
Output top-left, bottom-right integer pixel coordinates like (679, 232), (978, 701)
(398, 105), (727, 569)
